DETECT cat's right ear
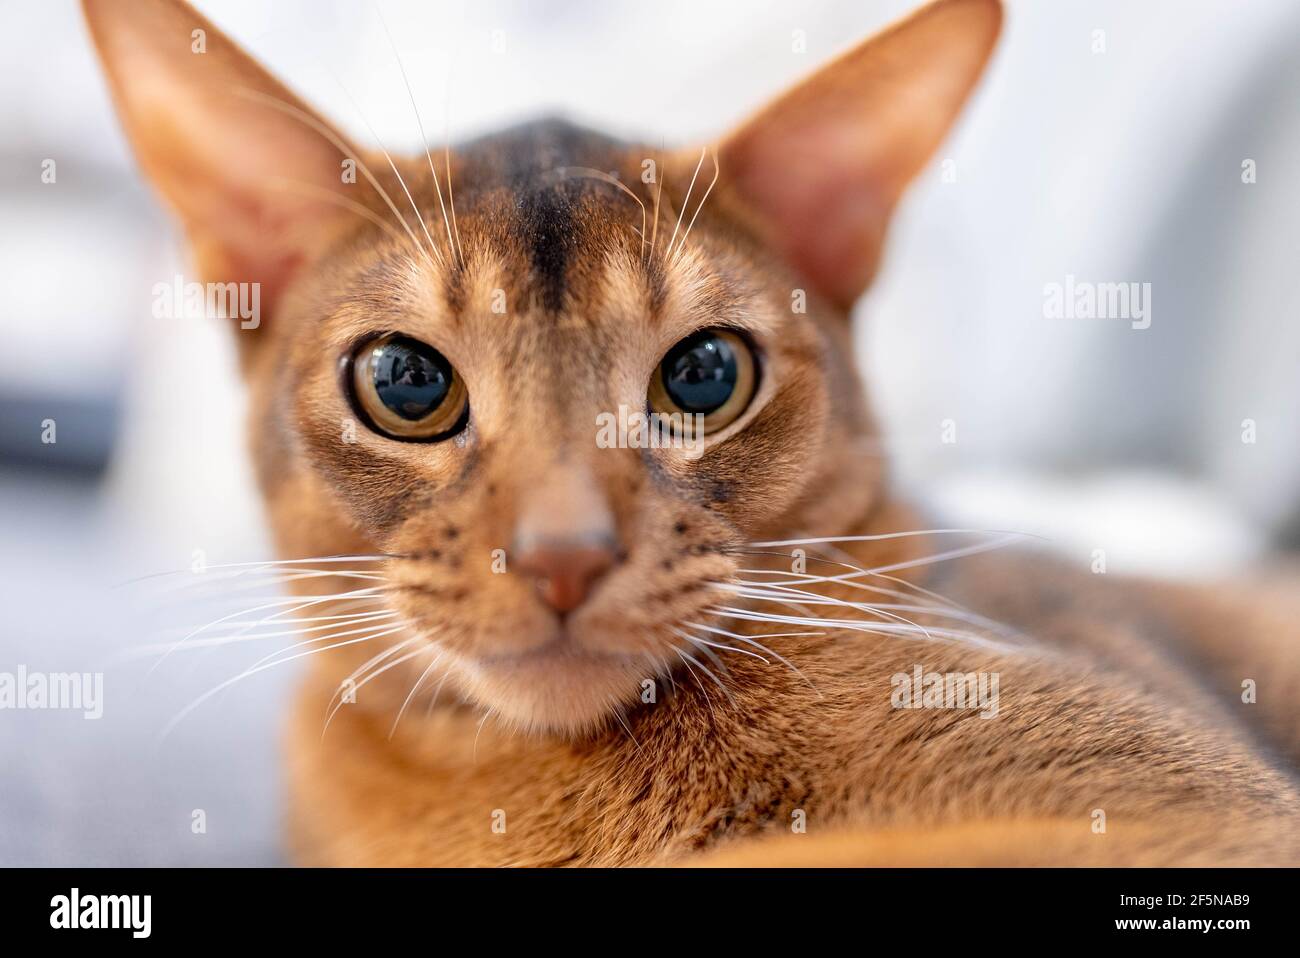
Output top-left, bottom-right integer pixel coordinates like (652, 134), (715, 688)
(82, 0), (372, 347)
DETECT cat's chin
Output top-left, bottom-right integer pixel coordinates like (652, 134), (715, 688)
(448, 645), (653, 735)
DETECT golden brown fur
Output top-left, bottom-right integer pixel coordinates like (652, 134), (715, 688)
(84, 0), (1300, 866)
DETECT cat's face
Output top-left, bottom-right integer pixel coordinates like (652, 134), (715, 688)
(85, 0), (1001, 732)
(250, 124), (879, 730)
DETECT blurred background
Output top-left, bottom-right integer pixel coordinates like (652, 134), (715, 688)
(1, 0), (1297, 864)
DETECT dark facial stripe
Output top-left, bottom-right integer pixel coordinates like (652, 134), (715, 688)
(518, 183), (578, 313)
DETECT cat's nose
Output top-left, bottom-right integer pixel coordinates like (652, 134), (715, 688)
(510, 460), (618, 615)
(512, 537), (616, 614)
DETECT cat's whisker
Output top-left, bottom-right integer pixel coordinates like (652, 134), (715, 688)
(689, 618), (821, 693)
(149, 586), (389, 674)
(676, 647), (736, 708)
(738, 534), (1026, 584)
(263, 177), (408, 247)
(161, 622), (409, 741)
(710, 601), (966, 641)
(780, 540), (977, 608)
(243, 615), (407, 674)
(730, 548), (944, 604)
(649, 145), (665, 256)
(231, 86), (430, 266)
(323, 638), (426, 736)
(423, 658), (457, 718)
(684, 621), (822, 643)
(733, 565), (931, 603)
(609, 697), (642, 750)
(663, 146), (707, 260)
(125, 610), (398, 657)
(185, 609), (397, 630)
(747, 528), (1036, 549)
(671, 146), (719, 263)
(707, 604), (1007, 651)
(673, 647), (720, 725)
(732, 545), (1018, 637)
(472, 706), (497, 762)
(649, 648), (678, 697)
(720, 582), (940, 642)
(119, 554), (395, 587)
(373, 4), (459, 269)
(329, 73), (444, 269)
(678, 630), (770, 664)
(714, 584), (821, 621)
(728, 579), (1015, 636)
(149, 569), (388, 605)
(389, 643), (446, 739)
(442, 66), (464, 268)
(321, 642), (426, 738)
(673, 628), (733, 677)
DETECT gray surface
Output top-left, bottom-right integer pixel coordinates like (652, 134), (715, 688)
(0, 470), (286, 866)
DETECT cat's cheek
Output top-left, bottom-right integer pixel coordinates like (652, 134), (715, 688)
(664, 378), (830, 530)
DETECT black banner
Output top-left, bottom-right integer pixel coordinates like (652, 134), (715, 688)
(0, 867), (1288, 943)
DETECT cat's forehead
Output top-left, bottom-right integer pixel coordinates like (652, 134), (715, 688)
(450, 118), (670, 317)
(321, 118), (782, 343)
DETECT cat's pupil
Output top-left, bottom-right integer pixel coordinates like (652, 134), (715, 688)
(661, 332), (738, 413)
(372, 337), (453, 420)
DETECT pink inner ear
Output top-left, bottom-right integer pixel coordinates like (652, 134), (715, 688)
(730, 121), (890, 308)
(167, 122), (352, 325)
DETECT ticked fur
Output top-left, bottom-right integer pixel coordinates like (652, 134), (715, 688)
(83, 0), (1300, 866)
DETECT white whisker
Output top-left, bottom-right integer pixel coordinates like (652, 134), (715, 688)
(680, 631), (769, 664)
(232, 86), (431, 266)
(161, 623), (408, 740)
(690, 619), (821, 694)
(148, 586), (388, 674)
(676, 647), (736, 708)
(663, 147), (706, 260)
(331, 74), (443, 269)
(671, 146), (719, 262)
(374, 5), (460, 269)
(389, 644), (445, 739)
(323, 640), (427, 737)
(125, 610), (398, 657)
(748, 528), (1036, 548)
(674, 647), (719, 724)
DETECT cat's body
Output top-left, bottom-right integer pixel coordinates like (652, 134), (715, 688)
(84, 0), (1300, 866)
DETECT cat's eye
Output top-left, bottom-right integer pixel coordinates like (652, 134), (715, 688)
(648, 328), (758, 433)
(349, 334), (468, 441)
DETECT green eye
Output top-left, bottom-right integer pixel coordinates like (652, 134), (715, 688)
(350, 334), (468, 440)
(649, 328), (757, 432)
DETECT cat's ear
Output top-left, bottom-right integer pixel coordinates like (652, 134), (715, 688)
(82, 0), (370, 342)
(715, 0), (1002, 309)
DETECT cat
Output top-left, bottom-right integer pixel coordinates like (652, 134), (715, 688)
(84, 0), (1300, 866)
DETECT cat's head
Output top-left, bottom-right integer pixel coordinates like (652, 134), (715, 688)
(85, 0), (1001, 732)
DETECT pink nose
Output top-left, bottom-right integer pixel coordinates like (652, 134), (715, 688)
(512, 541), (615, 614)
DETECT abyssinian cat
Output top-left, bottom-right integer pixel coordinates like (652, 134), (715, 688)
(85, 0), (1300, 866)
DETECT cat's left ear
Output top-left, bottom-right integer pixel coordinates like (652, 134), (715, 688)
(714, 0), (1002, 309)
(82, 0), (374, 349)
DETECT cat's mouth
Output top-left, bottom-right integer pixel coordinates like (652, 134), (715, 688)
(441, 627), (664, 733)
(474, 632), (642, 667)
